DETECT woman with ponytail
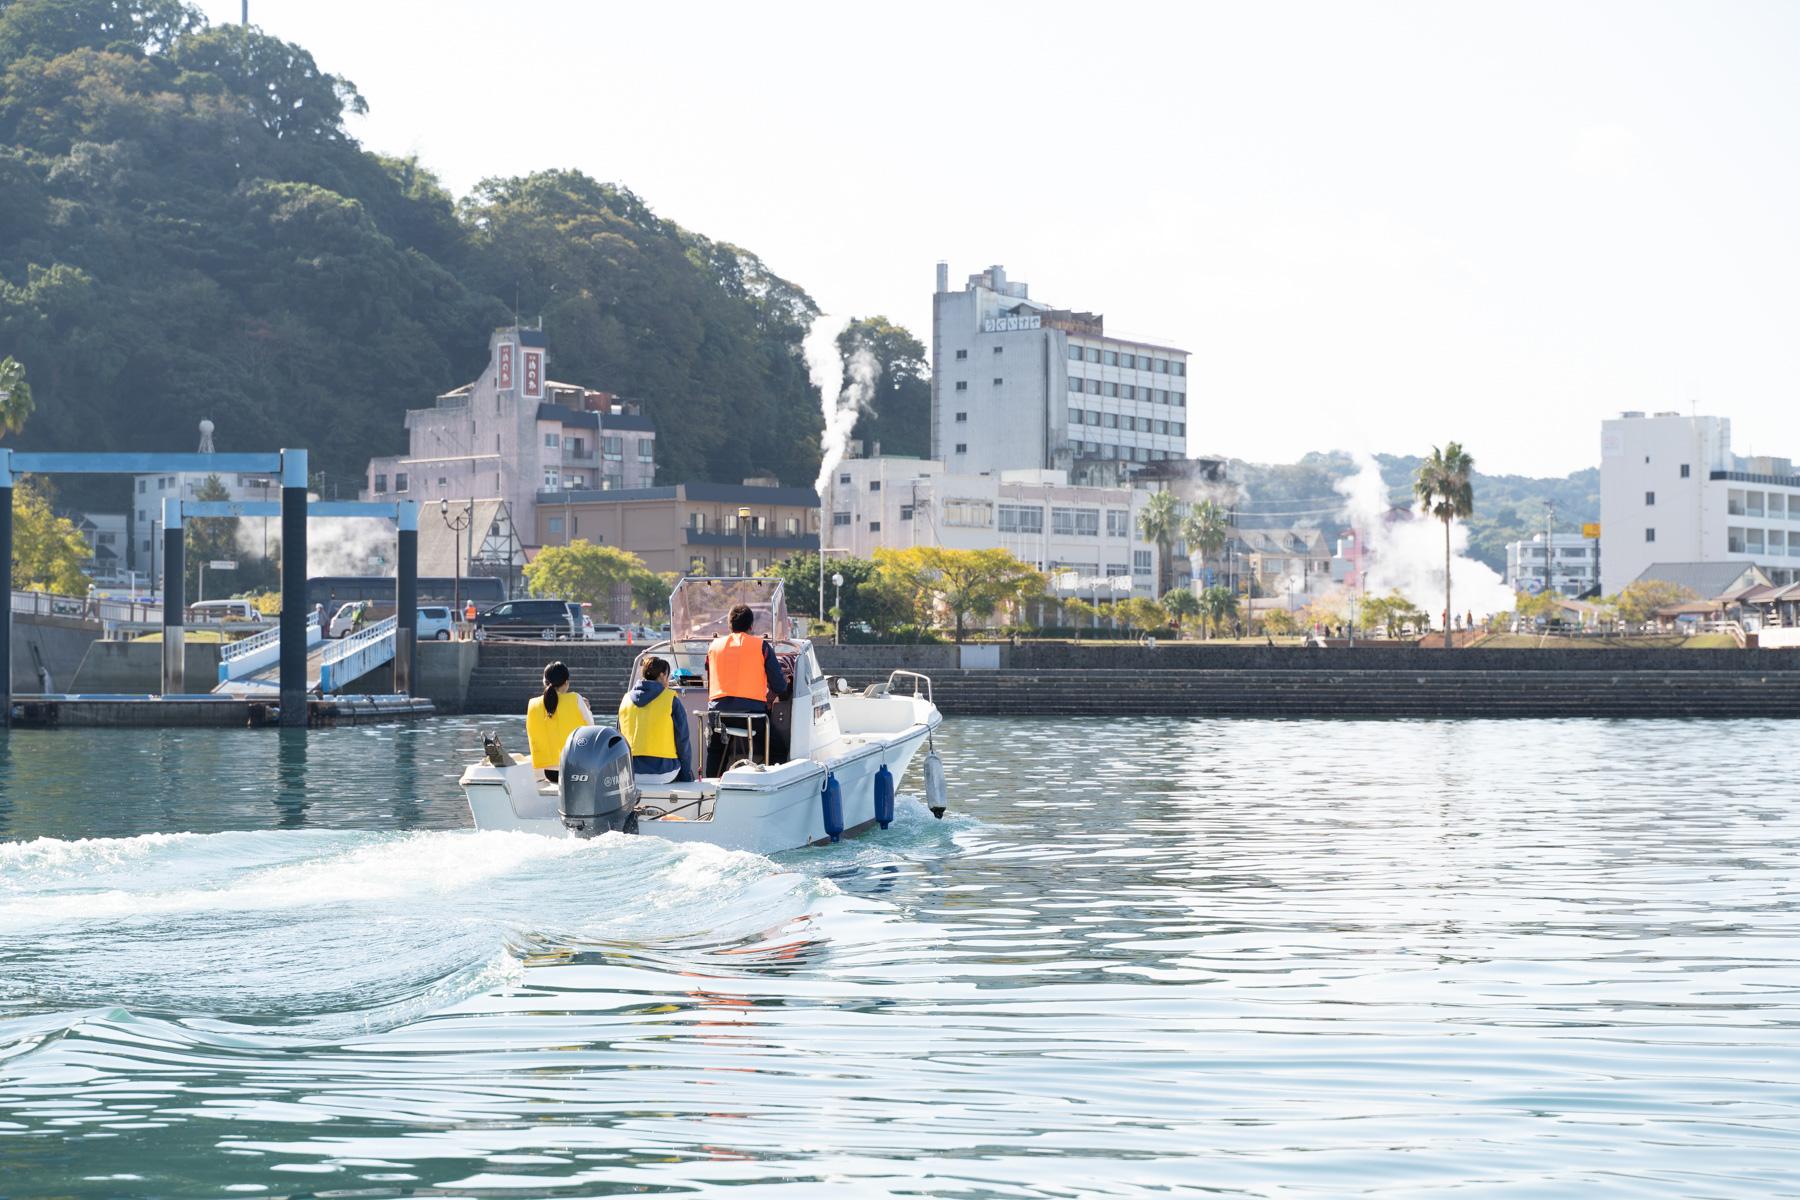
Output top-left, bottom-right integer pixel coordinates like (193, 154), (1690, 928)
(525, 660), (593, 783)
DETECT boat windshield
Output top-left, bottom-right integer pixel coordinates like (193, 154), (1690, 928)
(669, 577), (792, 643)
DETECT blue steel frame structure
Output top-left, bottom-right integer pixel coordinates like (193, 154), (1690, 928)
(0, 449), (417, 728)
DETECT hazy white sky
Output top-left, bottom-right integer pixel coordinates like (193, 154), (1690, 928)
(197, 0), (1800, 476)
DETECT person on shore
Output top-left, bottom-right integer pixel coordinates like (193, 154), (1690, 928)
(463, 598), (478, 640)
(619, 656), (694, 785)
(706, 603), (790, 762)
(526, 660), (593, 784)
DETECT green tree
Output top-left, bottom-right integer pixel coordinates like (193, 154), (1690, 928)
(1612, 579), (1698, 626)
(1513, 587), (1563, 625)
(837, 316), (929, 458)
(11, 475), (88, 592)
(874, 545), (1043, 643)
(630, 569), (676, 621)
(524, 540), (648, 614)
(1161, 586), (1200, 636)
(1415, 442), (1475, 649)
(1180, 499), (1229, 588)
(184, 474), (238, 599)
(0, 355), (31, 438)
(1136, 489), (1181, 598)
(1197, 585), (1239, 638)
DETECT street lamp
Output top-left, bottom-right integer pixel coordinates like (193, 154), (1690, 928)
(737, 506), (752, 576)
(832, 571), (844, 645)
(440, 497), (474, 629)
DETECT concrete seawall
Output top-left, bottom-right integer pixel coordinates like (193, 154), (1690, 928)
(442, 641), (1800, 719)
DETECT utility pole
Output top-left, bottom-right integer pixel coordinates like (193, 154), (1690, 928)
(1545, 501), (1556, 600)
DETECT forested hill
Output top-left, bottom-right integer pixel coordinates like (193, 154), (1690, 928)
(0, 0), (846, 497)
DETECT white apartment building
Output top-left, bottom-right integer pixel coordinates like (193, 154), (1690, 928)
(125, 422), (283, 578)
(364, 326), (656, 543)
(1600, 412), (1800, 593)
(1504, 532), (1600, 596)
(930, 263), (1191, 484)
(824, 456), (1161, 598)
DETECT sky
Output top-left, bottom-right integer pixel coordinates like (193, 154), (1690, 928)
(196, 0), (1800, 477)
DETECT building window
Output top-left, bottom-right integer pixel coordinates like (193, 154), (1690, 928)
(1104, 382), (1118, 397)
(955, 412), (968, 423)
(1067, 345), (1082, 360)
(954, 443), (967, 454)
(603, 437), (623, 459)
(566, 474), (583, 488)
(1103, 350), (1118, 366)
(838, 472), (851, 485)
(1107, 509), (1129, 536)
(1728, 489), (1746, 516)
(900, 504), (914, 520)
(869, 480), (881, 492)
(1085, 348), (1100, 363)
(869, 521), (882, 532)
(993, 377), (1004, 386)
(1680, 463), (1690, 478)
(1052, 507), (1100, 537)
(943, 500), (993, 527)
(1122, 385), (1135, 400)
(1087, 379), (1101, 395)
(1068, 406), (1083, 425)
(394, 473), (409, 493)
(999, 504), (1044, 534)
(1067, 376), (1083, 393)
(993, 345), (1003, 354)
(638, 442), (655, 462)
(1086, 411), (1101, 426)
(833, 512), (851, 526)
(691, 513), (707, 532)
(1172, 362), (1185, 376)
(137, 480), (146, 494)
(1747, 529), (1766, 554)
(374, 473), (388, 493)
(548, 517), (564, 535)
(1646, 491), (1655, 506)
(544, 471), (560, 488)
(955, 349), (968, 360)
(1645, 527), (1656, 543)
(1747, 491), (1766, 517)
(1102, 413), (1119, 428)
(954, 381), (968, 391)
(544, 432), (560, 448)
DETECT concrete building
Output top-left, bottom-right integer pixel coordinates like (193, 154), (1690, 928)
(1600, 412), (1800, 593)
(126, 470), (281, 580)
(1505, 532), (1601, 596)
(365, 326), (657, 544)
(930, 263), (1190, 484)
(823, 455), (1161, 598)
(532, 481), (819, 586)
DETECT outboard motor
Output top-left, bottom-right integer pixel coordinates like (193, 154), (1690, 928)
(558, 726), (640, 837)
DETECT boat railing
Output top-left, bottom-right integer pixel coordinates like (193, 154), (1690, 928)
(885, 669), (934, 704)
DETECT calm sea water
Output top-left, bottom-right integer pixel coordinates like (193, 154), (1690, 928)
(1, 716), (1798, 1198)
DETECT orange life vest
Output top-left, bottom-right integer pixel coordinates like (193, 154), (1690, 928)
(708, 632), (768, 703)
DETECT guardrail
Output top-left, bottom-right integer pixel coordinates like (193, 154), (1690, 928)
(12, 588), (162, 624)
(318, 614), (396, 693)
(217, 613), (323, 684)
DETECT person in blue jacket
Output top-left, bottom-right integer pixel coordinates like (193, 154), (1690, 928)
(617, 656), (695, 784)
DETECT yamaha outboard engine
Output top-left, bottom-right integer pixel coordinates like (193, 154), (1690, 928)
(558, 726), (641, 837)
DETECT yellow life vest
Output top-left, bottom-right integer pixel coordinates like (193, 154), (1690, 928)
(526, 691), (588, 769)
(617, 687), (678, 760)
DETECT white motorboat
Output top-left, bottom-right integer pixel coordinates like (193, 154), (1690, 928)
(460, 578), (946, 854)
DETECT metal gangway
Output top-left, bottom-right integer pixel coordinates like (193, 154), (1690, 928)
(216, 613), (398, 695)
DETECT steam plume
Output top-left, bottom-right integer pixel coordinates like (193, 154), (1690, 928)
(805, 315), (881, 499)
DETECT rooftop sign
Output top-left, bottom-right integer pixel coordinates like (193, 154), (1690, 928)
(983, 315), (1041, 333)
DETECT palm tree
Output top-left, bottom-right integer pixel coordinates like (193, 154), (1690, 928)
(1181, 499), (1229, 588)
(1414, 442), (1475, 649)
(0, 356), (32, 440)
(1136, 489), (1181, 599)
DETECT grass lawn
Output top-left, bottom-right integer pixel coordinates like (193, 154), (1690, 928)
(132, 629), (237, 644)
(1472, 632), (1734, 650)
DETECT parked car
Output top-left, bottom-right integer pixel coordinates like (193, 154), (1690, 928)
(473, 598), (579, 640)
(417, 605), (454, 641)
(589, 623), (626, 643)
(189, 599), (259, 622)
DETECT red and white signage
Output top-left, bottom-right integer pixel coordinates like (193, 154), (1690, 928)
(522, 349), (543, 399)
(496, 342), (514, 391)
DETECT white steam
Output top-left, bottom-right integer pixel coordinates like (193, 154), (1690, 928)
(1334, 452), (1513, 626)
(805, 315), (881, 499)
(230, 517), (400, 578)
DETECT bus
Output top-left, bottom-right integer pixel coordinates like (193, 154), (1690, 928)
(305, 575), (506, 614)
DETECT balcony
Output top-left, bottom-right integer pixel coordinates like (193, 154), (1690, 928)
(685, 529), (818, 551)
(562, 449), (597, 464)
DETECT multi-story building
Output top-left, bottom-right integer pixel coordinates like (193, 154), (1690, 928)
(364, 326), (657, 543)
(533, 481), (819, 589)
(930, 263), (1191, 484)
(125, 422), (283, 581)
(1599, 411), (1800, 592)
(1504, 532), (1601, 596)
(823, 455), (1161, 598)
(1232, 528), (1335, 599)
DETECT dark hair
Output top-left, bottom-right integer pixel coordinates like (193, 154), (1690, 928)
(542, 661), (571, 715)
(641, 655), (670, 681)
(728, 604), (755, 633)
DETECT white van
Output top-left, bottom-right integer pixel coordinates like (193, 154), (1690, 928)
(189, 599), (258, 622)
